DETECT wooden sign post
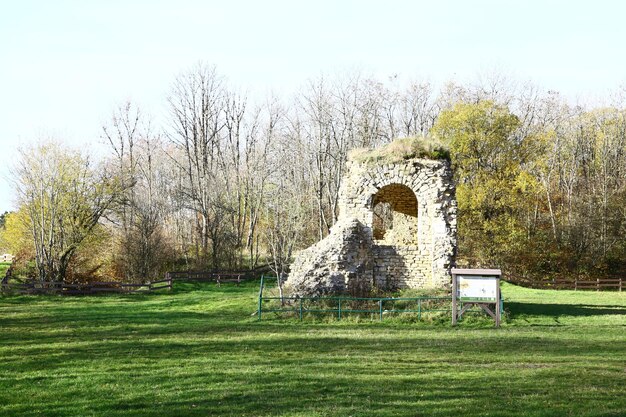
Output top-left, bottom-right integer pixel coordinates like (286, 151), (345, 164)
(451, 268), (502, 327)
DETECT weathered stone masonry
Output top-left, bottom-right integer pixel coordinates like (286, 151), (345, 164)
(287, 153), (457, 296)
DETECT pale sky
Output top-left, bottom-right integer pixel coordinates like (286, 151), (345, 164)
(1, 0), (625, 213)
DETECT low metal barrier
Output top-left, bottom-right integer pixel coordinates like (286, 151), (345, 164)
(257, 275), (502, 322)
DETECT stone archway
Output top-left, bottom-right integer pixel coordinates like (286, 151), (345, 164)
(371, 183), (418, 245)
(287, 141), (457, 296)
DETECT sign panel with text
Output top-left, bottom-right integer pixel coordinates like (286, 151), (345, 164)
(458, 276), (498, 302)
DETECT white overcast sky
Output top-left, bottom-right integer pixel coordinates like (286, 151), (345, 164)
(1, 0), (625, 213)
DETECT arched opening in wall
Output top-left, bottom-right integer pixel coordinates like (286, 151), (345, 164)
(371, 184), (418, 245)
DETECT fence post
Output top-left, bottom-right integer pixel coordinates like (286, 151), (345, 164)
(418, 299), (422, 321)
(597, 278), (600, 291)
(452, 272), (458, 326)
(299, 298), (303, 321)
(168, 273), (172, 291)
(620, 278), (623, 292)
(257, 275), (264, 321)
(379, 299), (383, 321)
(574, 279), (577, 291)
(338, 299), (342, 320)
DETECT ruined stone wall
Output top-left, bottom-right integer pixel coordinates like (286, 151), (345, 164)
(287, 154), (456, 296)
(372, 245), (426, 288)
(337, 158), (456, 289)
(286, 217), (373, 296)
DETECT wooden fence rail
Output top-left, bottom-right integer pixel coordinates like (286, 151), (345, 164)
(1, 267), (266, 295)
(505, 275), (623, 291)
(166, 268), (267, 285)
(1, 277), (172, 295)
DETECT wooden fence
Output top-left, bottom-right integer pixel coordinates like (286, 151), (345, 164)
(0, 277), (172, 295)
(1, 266), (267, 295)
(166, 267), (267, 285)
(505, 274), (623, 291)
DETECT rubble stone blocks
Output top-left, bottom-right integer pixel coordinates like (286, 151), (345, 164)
(287, 149), (457, 296)
(286, 217), (373, 297)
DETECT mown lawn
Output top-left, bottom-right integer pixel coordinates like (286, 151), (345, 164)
(0, 262), (10, 277)
(0, 281), (624, 416)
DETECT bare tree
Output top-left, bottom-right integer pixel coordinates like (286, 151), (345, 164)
(167, 63), (225, 267)
(264, 157), (308, 302)
(102, 101), (140, 235)
(398, 81), (437, 137)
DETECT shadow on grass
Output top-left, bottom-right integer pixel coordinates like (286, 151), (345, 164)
(507, 302), (626, 319)
(1, 282), (626, 416)
(9, 366), (609, 417)
(2, 326), (626, 417)
(3, 300), (626, 367)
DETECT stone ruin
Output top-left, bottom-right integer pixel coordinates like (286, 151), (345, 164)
(286, 140), (457, 296)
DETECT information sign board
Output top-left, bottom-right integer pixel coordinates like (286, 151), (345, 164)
(458, 276), (498, 302)
(451, 268), (502, 327)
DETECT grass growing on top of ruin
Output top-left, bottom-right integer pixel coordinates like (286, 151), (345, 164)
(1, 281), (625, 417)
(349, 136), (450, 164)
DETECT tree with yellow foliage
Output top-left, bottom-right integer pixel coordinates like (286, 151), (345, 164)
(12, 142), (126, 282)
(432, 100), (539, 271)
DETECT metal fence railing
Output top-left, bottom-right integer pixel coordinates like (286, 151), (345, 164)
(257, 275), (502, 323)
(259, 295), (453, 321)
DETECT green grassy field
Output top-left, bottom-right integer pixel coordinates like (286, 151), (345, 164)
(1, 281), (624, 417)
(0, 262), (10, 278)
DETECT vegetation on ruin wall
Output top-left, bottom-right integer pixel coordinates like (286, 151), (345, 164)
(1, 281), (624, 416)
(349, 137), (450, 164)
